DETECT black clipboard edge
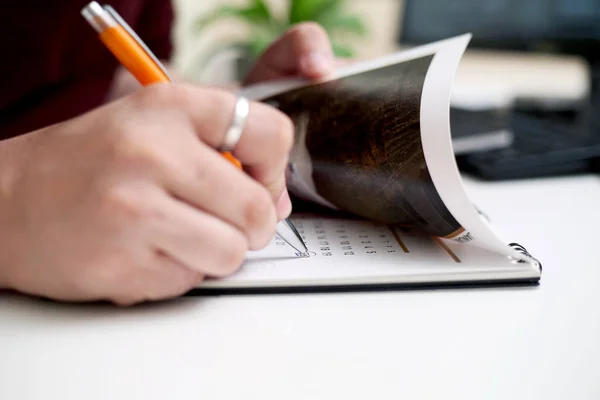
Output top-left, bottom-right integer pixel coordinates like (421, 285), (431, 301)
(185, 277), (540, 296)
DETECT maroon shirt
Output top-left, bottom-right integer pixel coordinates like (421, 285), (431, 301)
(0, 0), (174, 140)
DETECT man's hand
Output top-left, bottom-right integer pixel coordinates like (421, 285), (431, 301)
(243, 22), (337, 85)
(0, 84), (293, 305)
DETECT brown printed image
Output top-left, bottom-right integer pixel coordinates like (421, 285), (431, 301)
(264, 55), (463, 238)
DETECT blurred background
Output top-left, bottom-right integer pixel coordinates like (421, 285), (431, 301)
(169, 0), (600, 181)
(170, 0), (395, 84)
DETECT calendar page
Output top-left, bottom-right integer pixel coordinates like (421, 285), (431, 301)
(198, 215), (540, 289)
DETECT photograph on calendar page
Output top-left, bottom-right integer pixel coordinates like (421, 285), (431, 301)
(267, 53), (465, 235)
(240, 34), (530, 260)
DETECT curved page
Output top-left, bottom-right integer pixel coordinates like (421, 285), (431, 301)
(239, 34), (533, 263)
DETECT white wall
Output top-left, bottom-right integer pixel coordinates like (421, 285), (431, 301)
(171, 0), (404, 83)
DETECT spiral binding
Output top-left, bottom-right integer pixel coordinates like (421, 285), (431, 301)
(509, 243), (542, 271)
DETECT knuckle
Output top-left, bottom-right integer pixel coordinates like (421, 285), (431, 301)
(252, 222), (276, 250)
(242, 187), (276, 233)
(163, 83), (197, 108)
(134, 83), (178, 107)
(216, 230), (248, 276)
(131, 83), (196, 112)
(271, 112), (295, 154)
(243, 187), (277, 249)
(109, 129), (169, 173)
(109, 125), (144, 157)
(208, 91), (237, 139)
(131, 84), (170, 109)
(100, 185), (146, 223)
(209, 89), (235, 112)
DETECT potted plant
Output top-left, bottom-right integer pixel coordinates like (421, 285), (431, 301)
(192, 0), (368, 81)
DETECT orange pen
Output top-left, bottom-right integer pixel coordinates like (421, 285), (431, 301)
(81, 1), (240, 167)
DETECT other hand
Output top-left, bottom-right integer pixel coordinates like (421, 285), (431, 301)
(243, 22), (337, 85)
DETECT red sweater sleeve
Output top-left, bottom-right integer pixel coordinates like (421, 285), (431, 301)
(136, 0), (175, 61)
(0, 0), (176, 141)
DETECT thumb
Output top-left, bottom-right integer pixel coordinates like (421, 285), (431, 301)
(244, 22), (335, 84)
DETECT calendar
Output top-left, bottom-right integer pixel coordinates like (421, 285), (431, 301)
(281, 217), (404, 258)
(194, 34), (541, 293)
(195, 215), (539, 292)
(265, 215), (465, 264)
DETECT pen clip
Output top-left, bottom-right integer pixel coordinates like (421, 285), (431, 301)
(102, 4), (173, 82)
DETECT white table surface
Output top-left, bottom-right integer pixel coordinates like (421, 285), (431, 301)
(1, 174), (599, 400)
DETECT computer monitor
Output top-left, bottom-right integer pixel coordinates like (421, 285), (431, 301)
(399, 0), (600, 62)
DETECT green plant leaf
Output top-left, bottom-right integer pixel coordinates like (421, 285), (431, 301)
(252, 0), (271, 19)
(191, 0), (366, 73)
(194, 1), (274, 32)
(249, 36), (274, 58)
(288, 0), (366, 38)
(319, 14), (367, 36)
(310, 0), (343, 22)
(332, 43), (355, 58)
(246, 25), (280, 57)
(289, 0), (341, 24)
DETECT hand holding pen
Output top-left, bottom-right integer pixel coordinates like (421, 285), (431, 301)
(0, 2), (341, 305)
(82, 2), (308, 255)
(0, 6), (305, 306)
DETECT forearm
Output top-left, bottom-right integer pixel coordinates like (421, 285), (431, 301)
(0, 135), (24, 289)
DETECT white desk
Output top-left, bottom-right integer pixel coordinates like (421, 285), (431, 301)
(1, 175), (599, 400)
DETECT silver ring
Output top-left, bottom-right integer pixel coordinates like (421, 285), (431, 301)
(219, 96), (249, 152)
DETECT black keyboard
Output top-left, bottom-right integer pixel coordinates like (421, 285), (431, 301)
(450, 107), (513, 155)
(456, 70), (600, 181)
(456, 111), (600, 180)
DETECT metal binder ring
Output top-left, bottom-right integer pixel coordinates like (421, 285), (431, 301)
(219, 96), (249, 152)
